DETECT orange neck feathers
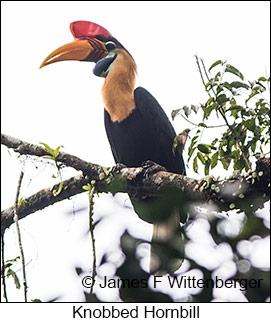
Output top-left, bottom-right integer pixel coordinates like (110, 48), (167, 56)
(102, 49), (137, 123)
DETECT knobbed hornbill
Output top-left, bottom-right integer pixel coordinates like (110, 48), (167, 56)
(40, 21), (186, 274)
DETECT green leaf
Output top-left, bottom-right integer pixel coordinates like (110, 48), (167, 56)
(193, 156), (198, 173)
(217, 94), (229, 105)
(228, 105), (243, 115)
(198, 122), (207, 128)
(171, 109), (181, 121)
(183, 105), (191, 117)
(6, 268), (21, 289)
(230, 81), (249, 90)
(245, 89), (260, 104)
(228, 138), (236, 150)
(198, 144), (210, 154)
(211, 152), (219, 169)
(82, 184), (92, 191)
(188, 146), (196, 162)
(234, 155), (246, 171)
(206, 97), (214, 106)
(214, 71), (221, 82)
(208, 60), (223, 72)
(197, 152), (206, 165)
(191, 105), (199, 113)
(230, 97), (237, 106)
(225, 64), (244, 80)
(258, 76), (267, 82)
(191, 135), (199, 147)
(204, 159), (211, 175)
(205, 81), (211, 89)
(211, 138), (219, 146)
(244, 119), (256, 132)
(203, 102), (218, 120)
(251, 140), (257, 153)
(5, 256), (20, 263)
(216, 87), (224, 96)
(39, 142), (54, 156)
(221, 157), (231, 170)
(40, 143), (63, 159)
(18, 197), (24, 207)
(222, 81), (232, 92)
(53, 145), (63, 158)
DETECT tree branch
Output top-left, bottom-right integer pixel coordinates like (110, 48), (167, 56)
(1, 175), (89, 234)
(1, 133), (104, 179)
(1, 133), (270, 234)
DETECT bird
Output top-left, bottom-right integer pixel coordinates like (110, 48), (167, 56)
(40, 20), (186, 274)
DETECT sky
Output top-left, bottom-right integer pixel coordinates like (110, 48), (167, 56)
(1, 1), (270, 303)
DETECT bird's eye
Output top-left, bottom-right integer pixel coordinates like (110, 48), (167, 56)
(105, 41), (117, 51)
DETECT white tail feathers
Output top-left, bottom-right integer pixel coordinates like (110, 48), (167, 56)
(150, 210), (184, 275)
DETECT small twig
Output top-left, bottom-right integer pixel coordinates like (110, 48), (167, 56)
(1, 233), (8, 302)
(179, 112), (227, 128)
(195, 55), (212, 98)
(88, 186), (96, 293)
(14, 171), (28, 302)
(200, 58), (217, 98)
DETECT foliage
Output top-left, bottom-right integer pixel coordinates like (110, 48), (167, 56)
(172, 58), (270, 175)
(39, 142), (63, 160)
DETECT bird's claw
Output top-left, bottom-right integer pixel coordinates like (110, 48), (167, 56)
(141, 160), (167, 180)
(195, 175), (215, 192)
(110, 163), (127, 175)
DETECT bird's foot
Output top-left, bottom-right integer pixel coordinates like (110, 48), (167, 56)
(110, 163), (127, 175)
(195, 175), (216, 191)
(141, 160), (167, 180)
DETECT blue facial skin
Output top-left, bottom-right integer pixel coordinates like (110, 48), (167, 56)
(93, 55), (117, 77)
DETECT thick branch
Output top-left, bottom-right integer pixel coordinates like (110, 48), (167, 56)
(1, 176), (89, 234)
(1, 133), (104, 179)
(1, 133), (270, 233)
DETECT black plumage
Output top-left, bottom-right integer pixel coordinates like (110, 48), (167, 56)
(104, 87), (186, 176)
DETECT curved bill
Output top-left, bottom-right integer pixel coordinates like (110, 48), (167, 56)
(40, 38), (108, 68)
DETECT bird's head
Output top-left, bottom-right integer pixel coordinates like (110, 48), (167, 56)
(41, 21), (137, 122)
(40, 20), (135, 78)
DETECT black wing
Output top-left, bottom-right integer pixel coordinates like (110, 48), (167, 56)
(104, 87), (185, 175)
